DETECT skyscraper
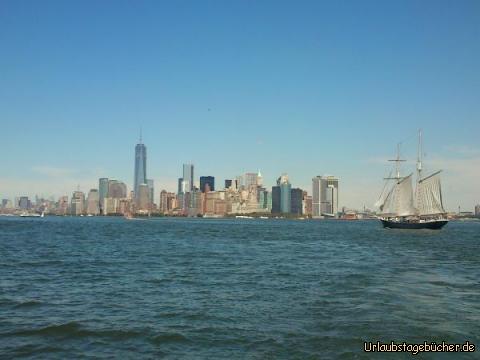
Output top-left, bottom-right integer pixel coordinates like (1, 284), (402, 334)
(291, 188), (303, 215)
(147, 179), (154, 204)
(137, 183), (150, 211)
(108, 180), (127, 198)
(278, 174), (292, 214)
(200, 176), (215, 193)
(271, 186), (281, 214)
(312, 176), (339, 217)
(86, 189), (100, 215)
(99, 178), (109, 213)
(71, 191), (85, 216)
(177, 178), (183, 195)
(182, 164), (194, 192)
(134, 138), (147, 198)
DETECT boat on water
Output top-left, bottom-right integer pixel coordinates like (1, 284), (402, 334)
(375, 131), (448, 230)
(19, 211), (44, 218)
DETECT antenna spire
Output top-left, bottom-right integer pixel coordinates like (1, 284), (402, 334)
(139, 126), (143, 143)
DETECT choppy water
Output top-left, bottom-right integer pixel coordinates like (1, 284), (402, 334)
(0, 217), (479, 359)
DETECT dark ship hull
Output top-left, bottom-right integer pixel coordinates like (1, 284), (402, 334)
(381, 219), (448, 230)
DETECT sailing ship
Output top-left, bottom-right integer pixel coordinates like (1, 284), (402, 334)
(376, 131), (448, 230)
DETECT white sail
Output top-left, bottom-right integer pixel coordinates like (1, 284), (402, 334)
(395, 174), (416, 216)
(379, 185), (396, 215)
(417, 171), (445, 215)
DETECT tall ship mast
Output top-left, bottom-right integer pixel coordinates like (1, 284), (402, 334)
(375, 130), (448, 229)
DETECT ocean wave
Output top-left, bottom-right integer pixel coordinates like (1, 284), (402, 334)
(9, 322), (143, 340)
(149, 332), (189, 344)
(13, 300), (43, 308)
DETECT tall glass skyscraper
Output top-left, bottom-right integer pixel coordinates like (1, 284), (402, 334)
(134, 140), (147, 198)
(182, 164), (194, 192)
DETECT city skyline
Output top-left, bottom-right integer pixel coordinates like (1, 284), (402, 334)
(0, 132), (479, 212)
(1, 1), (479, 210)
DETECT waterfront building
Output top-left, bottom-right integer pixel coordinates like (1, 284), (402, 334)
(18, 196), (30, 210)
(136, 183), (150, 211)
(291, 188), (303, 215)
(279, 174), (292, 214)
(57, 196), (69, 215)
(200, 176), (215, 193)
(258, 189), (271, 211)
(188, 189), (203, 216)
(70, 191), (85, 216)
(104, 197), (119, 215)
(159, 190), (168, 213)
(108, 180), (127, 199)
(134, 138), (147, 198)
(303, 195), (313, 216)
(147, 179), (154, 205)
(205, 191), (226, 216)
(475, 204), (480, 217)
(182, 164), (194, 193)
(1, 199), (13, 209)
(99, 178), (109, 212)
(272, 186), (281, 214)
(312, 176), (339, 217)
(86, 189), (100, 215)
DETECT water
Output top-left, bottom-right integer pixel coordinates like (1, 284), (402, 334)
(1, 217), (479, 359)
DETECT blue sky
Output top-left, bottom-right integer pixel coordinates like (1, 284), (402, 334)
(1, 0), (479, 210)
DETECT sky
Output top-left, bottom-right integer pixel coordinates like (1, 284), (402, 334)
(1, 0), (479, 211)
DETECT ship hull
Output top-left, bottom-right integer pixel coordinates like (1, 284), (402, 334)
(381, 219), (448, 230)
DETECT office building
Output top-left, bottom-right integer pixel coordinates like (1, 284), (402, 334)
(99, 178), (109, 212)
(147, 179), (154, 204)
(182, 164), (194, 193)
(272, 186), (281, 214)
(108, 180), (127, 199)
(475, 204), (480, 217)
(278, 174), (292, 214)
(177, 178), (183, 195)
(200, 176), (215, 193)
(57, 196), (69, 215)
(291, 188), (303, 215)
(71, 191), (85, 216)
(244, 173), (258, 188)
(18, 196), (30, 210)
(312, 176), (339, 217)
(136, 183), (150, 211)
(134, 138), (147, 198)
(86, 189), (100, 215)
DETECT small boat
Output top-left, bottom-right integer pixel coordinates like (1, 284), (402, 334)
(376, 131), (448, 230)
(20, 212), (42, 217)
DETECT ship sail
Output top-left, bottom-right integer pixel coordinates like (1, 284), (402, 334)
(379, 186), (396, 215)
(378, 174), (416, 217)
(396, 174), (416, 216)
(416, 171), (445, 215)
